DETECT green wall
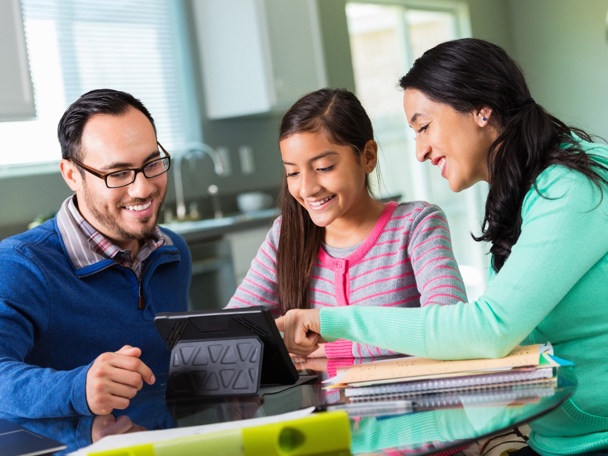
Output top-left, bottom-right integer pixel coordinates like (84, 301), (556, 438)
(508, 0), (608, 140)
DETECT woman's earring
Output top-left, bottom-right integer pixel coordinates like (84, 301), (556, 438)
(482, 116), (487, 122)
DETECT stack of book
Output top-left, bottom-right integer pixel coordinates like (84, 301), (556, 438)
(325, 343), (571, 412)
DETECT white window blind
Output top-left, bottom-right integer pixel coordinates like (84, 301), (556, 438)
(0, 0), (194, 168)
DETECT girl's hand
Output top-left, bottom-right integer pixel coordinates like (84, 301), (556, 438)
(276, 309), (323, 356)
(307, 344), (326, 358)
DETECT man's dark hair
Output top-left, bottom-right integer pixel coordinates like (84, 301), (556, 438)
(57, 88), (156, 161)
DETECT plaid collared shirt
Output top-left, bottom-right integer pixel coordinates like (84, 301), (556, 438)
(57, 195), (165, 278)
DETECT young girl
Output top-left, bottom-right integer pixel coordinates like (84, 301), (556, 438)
(227, 88), (467, 358)
(277, 40), (608, 454)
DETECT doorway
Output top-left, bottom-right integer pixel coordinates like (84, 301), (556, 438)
(346, 1), (487, 299)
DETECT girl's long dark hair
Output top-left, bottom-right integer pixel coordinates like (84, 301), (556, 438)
(399, 38), (607, 271)
(277, 88), (374, 313)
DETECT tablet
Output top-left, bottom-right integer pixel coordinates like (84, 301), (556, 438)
(0, 419), (66, 456)
(154, 306), (299, 389)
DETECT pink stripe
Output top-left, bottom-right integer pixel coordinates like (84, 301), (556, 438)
(418, 224), (448, 235)
(375, 295), (421, 307)
(310, 287), (333, 298)
(410, 234), (452, 253)
(383, 226), (405, 234)
(250, 267), (274, 284)
(253, 256), (275, 275)
(433, 264), (460, 272)
(426, 285), (465, 294)
(358, 245), (406, 265)
(425, 283), (466, 295)
(349, 283), (418, 305)
(414, 253), (456, 273)
(232, 296), (257, 306)
(409, 213), (449, 241)
(350, 272), (414, 294)
(260, 245), (277, 265)
(413, 213), (448, 229)
(243, 277), (276, 296)
(384, 449), (403, 456)
(239, 288), (277, 306)
(422, 276), (465, 293)
(232, 296), (281, 318)
(422, 274), (462, 289)
(391, 207), (422, 221)
(351, 259), (409, 280)
(375, 238), (401, 247)
(311, 273), (333, 285)
(424, 292), (466, 304)
(356, 343), (362, 357)
(265, 237), (277, 255)
(310, 300), (335, 307)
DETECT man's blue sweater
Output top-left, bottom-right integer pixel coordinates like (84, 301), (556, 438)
(0, 217), (191, 418)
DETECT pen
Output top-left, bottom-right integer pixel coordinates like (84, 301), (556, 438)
(316, 400), (414, 417)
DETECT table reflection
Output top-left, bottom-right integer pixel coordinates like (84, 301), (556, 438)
(3, 362), (575, 455)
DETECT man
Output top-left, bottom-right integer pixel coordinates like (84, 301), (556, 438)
(0, 89), (191, 418)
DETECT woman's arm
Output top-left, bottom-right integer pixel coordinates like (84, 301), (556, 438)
(283, 167), (608, 360)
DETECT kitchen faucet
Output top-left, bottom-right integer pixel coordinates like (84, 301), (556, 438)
(172, 142), (225, 220)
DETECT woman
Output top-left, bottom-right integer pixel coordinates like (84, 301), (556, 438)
(277, 39), (608, 455)
(227, 88), (467, 358)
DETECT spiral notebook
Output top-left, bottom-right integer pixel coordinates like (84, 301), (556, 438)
(327, 344), (564, 391)
(346, 382), (557, 413)
(344, 367), (556, 401)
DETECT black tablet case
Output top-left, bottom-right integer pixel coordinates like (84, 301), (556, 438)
(155, 306), (299, 400)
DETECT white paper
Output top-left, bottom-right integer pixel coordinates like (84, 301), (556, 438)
(69, 407), (315, 455)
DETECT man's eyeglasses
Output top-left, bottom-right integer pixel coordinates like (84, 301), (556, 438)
(70, 143), (171, 189)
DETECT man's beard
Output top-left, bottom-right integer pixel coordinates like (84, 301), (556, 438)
(84, 188), (165, 242)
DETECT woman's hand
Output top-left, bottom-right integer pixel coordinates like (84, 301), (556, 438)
(276, 309), (323, 357)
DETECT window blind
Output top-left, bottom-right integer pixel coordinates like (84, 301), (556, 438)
(0, 0), (193, 167)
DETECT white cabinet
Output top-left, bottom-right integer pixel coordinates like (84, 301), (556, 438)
(225, 226), (269, 285)
(191, 0), (327, 119)
(0, 0), (35, 121)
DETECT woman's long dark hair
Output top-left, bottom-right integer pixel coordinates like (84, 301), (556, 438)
(277, 88), (374, 313)
(399, 38), (608, 271)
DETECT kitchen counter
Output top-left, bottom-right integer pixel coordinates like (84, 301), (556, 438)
(160, 208), (278, 242)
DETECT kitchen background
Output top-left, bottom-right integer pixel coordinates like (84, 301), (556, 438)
(1, 0), (607, 307)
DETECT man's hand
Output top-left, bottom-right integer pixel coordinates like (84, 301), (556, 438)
(276, 309), (323, 357)
(91, 414), (146, 442)
(86, 345), (155, 415)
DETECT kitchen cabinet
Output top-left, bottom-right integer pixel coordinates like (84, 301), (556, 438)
(163, 209), (276, 309)
(0, 0), (35, 121)
(191, 0), (327, 119)
(225, 226), (269, 285)
(187, 238), (237, 310)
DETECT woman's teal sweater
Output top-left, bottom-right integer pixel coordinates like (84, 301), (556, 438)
(320, 139), (608, 455)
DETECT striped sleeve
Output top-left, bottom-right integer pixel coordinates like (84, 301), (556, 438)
(407, 204), (467, 306)
(225, 218), (282, 318)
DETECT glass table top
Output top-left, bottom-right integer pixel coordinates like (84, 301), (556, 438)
(4, 364), (576, 455)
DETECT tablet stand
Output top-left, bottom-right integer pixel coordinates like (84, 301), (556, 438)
(166, 336), (263, 400)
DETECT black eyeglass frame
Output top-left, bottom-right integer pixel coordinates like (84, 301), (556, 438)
(70, 142), (171, 189)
